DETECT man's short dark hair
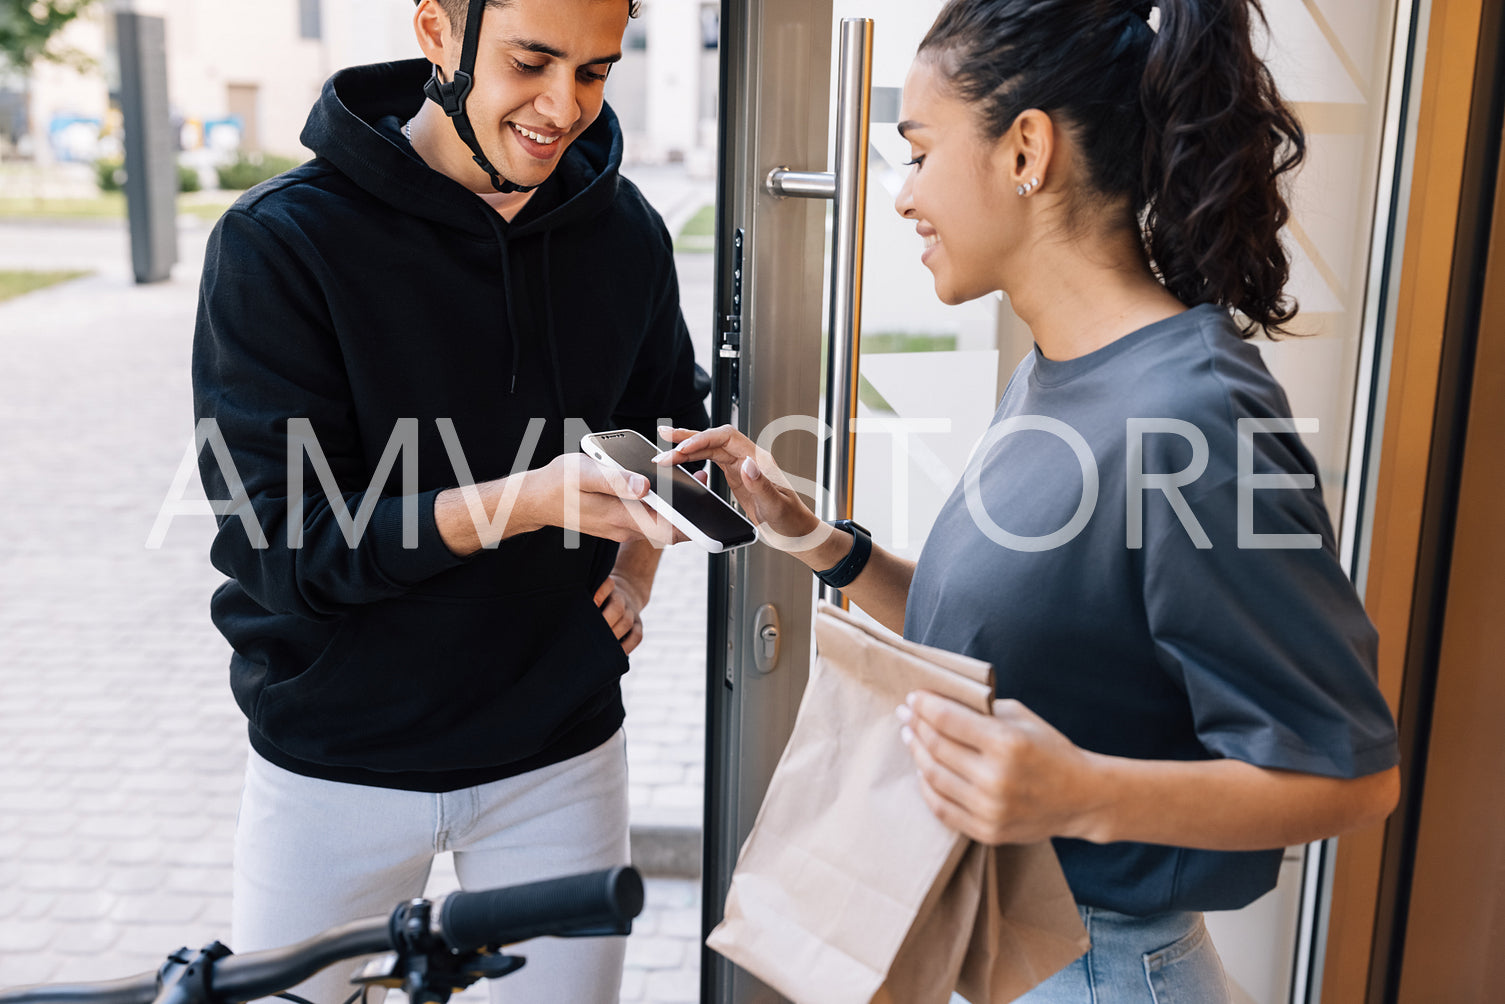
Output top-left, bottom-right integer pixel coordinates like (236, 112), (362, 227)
(420, 0), (641, 32)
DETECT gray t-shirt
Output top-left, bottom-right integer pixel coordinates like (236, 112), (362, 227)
(905, 304), (1398, 914)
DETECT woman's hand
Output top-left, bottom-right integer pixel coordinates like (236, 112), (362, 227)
(900, 693), (1402, 851)
(595, 573), (646, 654)
(655, 424), (827, 553)
(659, 424), (916, 634)
(897, 692), (1100, 845)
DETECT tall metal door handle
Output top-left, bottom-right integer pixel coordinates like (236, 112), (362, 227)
(763, 18), (874, 603)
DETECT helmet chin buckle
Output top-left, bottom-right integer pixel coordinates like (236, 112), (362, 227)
(423, 65), (473, 116)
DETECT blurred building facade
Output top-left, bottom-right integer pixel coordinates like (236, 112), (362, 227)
(0, 0), (718, 173)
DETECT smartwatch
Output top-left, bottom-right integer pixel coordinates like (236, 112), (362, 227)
(814, 519), (873, 589)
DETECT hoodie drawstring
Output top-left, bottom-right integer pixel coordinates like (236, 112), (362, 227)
(539, 230), (569, 420)
(488, 214), (568, 420)
(491, 218), (523, 395)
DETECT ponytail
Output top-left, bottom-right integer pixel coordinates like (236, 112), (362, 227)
(918, 0), (1305, 337)
(1140, 0), (1305, 335)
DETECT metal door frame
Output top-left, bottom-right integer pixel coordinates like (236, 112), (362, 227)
(700, 3), (834, 1001)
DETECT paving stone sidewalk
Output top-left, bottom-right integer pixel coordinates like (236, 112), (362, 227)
(0, 164), (716, 1000)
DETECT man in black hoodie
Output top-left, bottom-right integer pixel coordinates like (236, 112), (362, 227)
(192, 1), (708, 1000)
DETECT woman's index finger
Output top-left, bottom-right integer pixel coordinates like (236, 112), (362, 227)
(908, 690), (993, 748)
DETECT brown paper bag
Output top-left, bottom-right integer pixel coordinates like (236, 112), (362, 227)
(708, 602), (1088, 1004)
(955, 841), (1092, 1002)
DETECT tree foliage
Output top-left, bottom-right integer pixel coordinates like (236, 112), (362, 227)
(0, 0), (99, 74)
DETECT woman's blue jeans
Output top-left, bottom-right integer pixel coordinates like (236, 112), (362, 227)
(955, 905), (1232, 1003)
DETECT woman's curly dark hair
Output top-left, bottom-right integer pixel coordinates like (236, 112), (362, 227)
(919, 0), (1305, 337)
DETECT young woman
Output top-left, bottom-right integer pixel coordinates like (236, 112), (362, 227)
(660, 0), (1400, 998)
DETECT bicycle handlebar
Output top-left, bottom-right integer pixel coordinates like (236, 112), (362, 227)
(437, 863), (645, 953)
(0, 975), (161, 1004)
(209, 917), (394, 1003)
(0, 866), (645, 1004)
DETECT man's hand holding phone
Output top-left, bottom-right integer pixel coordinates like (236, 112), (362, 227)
(435, 452), (682, 556)
(535, 453), (683, 547)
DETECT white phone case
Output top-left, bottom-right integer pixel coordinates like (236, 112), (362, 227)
(581, 431), (758, 554)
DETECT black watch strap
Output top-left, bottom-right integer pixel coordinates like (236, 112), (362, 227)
(815, 519), (873, 589)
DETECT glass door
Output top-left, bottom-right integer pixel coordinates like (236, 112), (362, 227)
(704, 1), (1415, 1001)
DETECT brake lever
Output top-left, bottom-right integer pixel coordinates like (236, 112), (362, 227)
(353, 899), (527, 1004)
(455, 955), (527, 981)
(351, 948), (526, 1003)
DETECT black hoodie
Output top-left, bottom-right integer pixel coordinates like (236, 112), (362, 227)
(193, 59), (710, 791)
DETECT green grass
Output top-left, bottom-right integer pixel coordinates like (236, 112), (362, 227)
(0, 193), (126, 218)
(179, 198), (236, 223)
(855, 333), (962, 412)
(673, 203), (716, 253)
(0, 270), (92, 303)
(861, 332), (959, 354)
(0, 192), (237, 223)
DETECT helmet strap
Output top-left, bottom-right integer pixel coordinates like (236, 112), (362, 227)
(422, 0), (539, 195)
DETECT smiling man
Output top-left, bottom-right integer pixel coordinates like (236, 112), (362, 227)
(407, 0), (630, 217)
(191, 1), (708, 1001)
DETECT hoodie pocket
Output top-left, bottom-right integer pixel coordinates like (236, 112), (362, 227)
(252, 585), (629, 773)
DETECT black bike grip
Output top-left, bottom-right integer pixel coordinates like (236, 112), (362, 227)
(437, 866), (645, 953)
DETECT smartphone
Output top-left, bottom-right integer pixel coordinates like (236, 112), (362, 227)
(581, 429), (759, 553)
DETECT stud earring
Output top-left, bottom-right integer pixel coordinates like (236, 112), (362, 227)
(1017, 176), (1042, 196)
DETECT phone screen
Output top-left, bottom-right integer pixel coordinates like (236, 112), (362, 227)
(586, 431), (758, 549)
